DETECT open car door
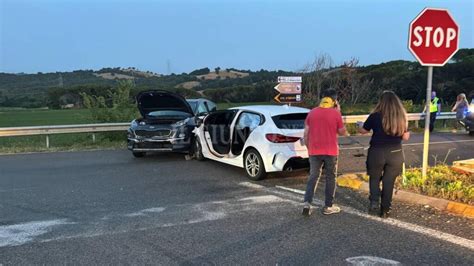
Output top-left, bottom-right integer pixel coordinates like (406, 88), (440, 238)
(203, 110), (237, 157)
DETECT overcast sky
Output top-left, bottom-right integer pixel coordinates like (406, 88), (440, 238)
(1, 0), (473, 74)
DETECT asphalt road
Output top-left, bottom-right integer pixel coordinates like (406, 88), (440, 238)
(1, 132), (473, 264)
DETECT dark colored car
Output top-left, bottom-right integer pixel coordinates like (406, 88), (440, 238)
(127, 90), (216, 157)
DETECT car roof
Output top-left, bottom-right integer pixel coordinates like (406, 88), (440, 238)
(230, 105), (310, 115)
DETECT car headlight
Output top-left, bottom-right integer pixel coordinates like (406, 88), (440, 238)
(174, 118), (190, 127)
(139, 121), (146, 126)
(468, 104), (474, 113)
(131, 120), (138, 127)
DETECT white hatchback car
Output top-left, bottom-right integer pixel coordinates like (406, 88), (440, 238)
(193, 105), (310, 180)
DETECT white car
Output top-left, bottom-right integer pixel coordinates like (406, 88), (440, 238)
(193, 105), (310, 180)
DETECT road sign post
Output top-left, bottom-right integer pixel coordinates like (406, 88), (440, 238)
(274, 76), (302, 105)
(422, 66), (433, 178)
(408, 8), (459, 179)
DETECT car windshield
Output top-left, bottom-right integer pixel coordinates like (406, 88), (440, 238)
(187, 100), (198, 113)
(148, 110), (192, 118)
(272, 113), (308, 129)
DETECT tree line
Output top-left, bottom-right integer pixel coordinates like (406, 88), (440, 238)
(0, 48), (472, 108)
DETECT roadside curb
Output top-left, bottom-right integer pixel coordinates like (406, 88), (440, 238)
(337, 173), (474, 219)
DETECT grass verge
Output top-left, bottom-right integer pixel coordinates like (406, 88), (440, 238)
(397, 164), (473, 205)
(0, 133), (126, 154)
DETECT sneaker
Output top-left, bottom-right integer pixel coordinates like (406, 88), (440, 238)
(380, 208), (391, 219)
(380, 211), (390, 219)
(322, 205), (341, 215)
(302, 202), (311, 216)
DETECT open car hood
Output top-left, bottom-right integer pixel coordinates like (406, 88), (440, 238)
(137, 90), (194, 118)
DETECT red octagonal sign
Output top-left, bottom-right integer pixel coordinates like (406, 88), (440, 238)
(408, 8), (460, 66)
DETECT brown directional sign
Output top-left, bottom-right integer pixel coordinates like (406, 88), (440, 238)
(274, 93), (302, 104)
(274, 82), (301, 94)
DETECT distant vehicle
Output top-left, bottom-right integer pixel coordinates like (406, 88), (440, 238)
(193, 105), (310, 180)
(127, 90), (216, 157)
(463, 100), (474, 136)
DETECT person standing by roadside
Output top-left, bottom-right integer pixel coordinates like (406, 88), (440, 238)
(423, 91), (441, 132)
(357, 91), (410, 218)
(302, 89), (347, 216)
(451, 93), (469, 130)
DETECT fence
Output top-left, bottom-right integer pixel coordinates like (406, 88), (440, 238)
(0, 112), (457, 148)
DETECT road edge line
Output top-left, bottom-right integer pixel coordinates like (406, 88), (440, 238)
(274, 185), (474, 251)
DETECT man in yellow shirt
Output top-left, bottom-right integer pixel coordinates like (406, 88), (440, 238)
(424, 91), (441, 132)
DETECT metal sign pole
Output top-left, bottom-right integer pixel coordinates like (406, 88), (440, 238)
(422, 66), (433, 178)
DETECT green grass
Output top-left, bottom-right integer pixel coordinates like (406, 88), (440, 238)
(0, 103), (272, 128)
(397, 164), (474, 205)
(0, 108), (93, 127)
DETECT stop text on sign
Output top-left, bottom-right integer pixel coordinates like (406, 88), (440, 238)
(412, 26), (457, 48)
(408, 8), (459, 66)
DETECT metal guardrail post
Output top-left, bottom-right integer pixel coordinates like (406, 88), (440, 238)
(92, 133), (96, 143)
(46, 135), (50, 148)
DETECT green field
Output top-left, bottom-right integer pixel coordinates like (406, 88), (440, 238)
(0, 102), (272, 128)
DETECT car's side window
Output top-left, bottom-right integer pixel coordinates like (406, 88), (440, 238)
(197, 102), (208, 115)
(236, 112), (261, 132)
(206, 101), (217, 112)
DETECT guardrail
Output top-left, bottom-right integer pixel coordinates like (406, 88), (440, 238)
(0, 112), (457, 148)
(342, 112), (456, 124)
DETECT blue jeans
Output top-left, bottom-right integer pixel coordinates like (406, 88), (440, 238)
(304, 155), (338, 207)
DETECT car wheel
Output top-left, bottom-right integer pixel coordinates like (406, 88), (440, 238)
(194, 136), (205, 161)
(244, 148), (266, 181)
(132, 152), (146, 158)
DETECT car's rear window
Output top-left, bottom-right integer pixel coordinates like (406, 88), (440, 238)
(272, 113), (308, 129)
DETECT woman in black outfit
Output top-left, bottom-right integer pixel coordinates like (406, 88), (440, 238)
(358, 91), (410, 218)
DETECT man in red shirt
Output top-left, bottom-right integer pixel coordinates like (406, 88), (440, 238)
(302, 89), (347, 216)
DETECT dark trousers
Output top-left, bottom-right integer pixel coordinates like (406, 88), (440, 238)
(366, 146), (404, 211)
(304, 155), (337, 207)
(429, 111), (437, 132)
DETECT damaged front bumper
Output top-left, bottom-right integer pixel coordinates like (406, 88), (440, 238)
(127, 129), (192, 152)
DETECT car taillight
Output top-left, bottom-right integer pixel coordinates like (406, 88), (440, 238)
(265, 133), (300, 143)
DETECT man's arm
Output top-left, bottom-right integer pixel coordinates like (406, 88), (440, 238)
(336, 111), (348, 136)
(338, 127), (348, 136)
(303, 124), (309, 146)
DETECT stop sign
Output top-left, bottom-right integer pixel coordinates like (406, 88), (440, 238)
(408, 8), (459, 66)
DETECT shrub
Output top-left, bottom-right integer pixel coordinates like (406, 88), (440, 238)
(397, 164), (473, 204)
(81, 80), (138, 140)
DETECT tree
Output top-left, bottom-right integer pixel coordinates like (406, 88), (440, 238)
(81, 80), (138, 123)
(189, 67), (210, 75)
(215, 67), (221, 74)
(299, 53), (333, 105)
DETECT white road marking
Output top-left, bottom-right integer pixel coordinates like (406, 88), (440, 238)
(274, 186), (474, 251)
(238, 195), (293, 204)
(34, 195), (295, 245)
(346, 256), (400, 265)
(0, 219), (72, 247)
(238, 182), (265, 189)
(124, 207), (166, 217)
